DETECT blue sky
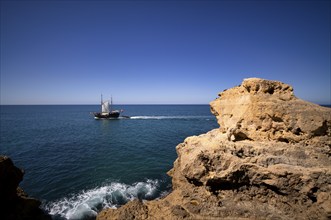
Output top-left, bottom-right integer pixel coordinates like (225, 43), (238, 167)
(1, 0), (330, 104)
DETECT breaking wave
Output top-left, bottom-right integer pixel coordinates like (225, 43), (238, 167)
(130, 115), (214, 120)
(43, 179), (160, 220)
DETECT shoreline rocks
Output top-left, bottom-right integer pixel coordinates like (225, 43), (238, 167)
(97, 78), (331, 220)
(0, 155), (51, 220)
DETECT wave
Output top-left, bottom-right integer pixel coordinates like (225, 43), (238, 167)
(43, 179), (160, 220)
(129, 115), (214, 120)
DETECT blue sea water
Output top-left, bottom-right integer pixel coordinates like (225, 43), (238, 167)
(0, 105), (218, 219)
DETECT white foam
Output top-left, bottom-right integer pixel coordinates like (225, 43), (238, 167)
(130, 115), (213, 120)
(43, 179), (159, 220)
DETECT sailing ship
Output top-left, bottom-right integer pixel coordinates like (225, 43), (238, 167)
(93, 95), (121, 119)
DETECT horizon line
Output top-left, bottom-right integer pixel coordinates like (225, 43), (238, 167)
(1, 103), (330, 106)
(0, 103), (213, 106)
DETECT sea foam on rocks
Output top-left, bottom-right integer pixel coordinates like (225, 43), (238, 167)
(43, 179), (160, 220)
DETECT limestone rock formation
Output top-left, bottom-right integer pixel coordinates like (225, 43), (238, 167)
(97, 78), (331, 220)
(210, 78), (331, 143)
(0, 155), (51, 220)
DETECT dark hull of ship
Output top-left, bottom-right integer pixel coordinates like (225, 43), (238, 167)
(93, 112), (120, 119)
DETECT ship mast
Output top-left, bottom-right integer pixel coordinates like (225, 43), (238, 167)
(101, 94), (103, 112)
(110, 95), (113, 112)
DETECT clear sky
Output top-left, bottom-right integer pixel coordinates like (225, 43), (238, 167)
(1, 0), (330, 105)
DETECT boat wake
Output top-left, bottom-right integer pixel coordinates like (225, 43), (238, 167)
(43, 179), (161, 220)
(129, 115), (214, 120)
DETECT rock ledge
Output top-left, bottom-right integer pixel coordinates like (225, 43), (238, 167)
(0, 155), (51, 220)
(97, 78), (331, 220)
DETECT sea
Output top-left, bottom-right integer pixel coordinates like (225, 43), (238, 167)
(0, 105), (218, 220)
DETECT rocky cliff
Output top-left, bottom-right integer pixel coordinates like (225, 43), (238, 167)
(97, 78), (331, 220)
(0, 155), (51, 220)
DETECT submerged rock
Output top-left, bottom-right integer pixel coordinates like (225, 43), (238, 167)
(97, 78), (331, 220)
(0, 155), (51, 220)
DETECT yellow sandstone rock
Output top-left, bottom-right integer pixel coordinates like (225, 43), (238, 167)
(97, 78), (331, 220)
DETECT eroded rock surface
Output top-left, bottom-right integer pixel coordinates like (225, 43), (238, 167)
(0, 155), (51, 220)
(97, 78), (331, 220)
(210, 78), (331, 143)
